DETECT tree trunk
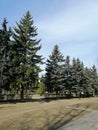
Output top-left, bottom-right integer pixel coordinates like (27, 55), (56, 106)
(20, 84), (24, 100)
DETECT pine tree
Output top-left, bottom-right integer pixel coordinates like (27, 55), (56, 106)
(75, 59), (84, 89)
(70, 58), (84, 97)
(83, 67), (94, 97)
(64, 56), (72, 95)
(45, 45), (65, 95)
(91, 65), (98, 86)
(0, 18), (12, 91)
(13, 11), (43, 99)
(88, 65), (98, 95)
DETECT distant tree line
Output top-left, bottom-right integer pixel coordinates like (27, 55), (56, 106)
(0, 11), (98, 100)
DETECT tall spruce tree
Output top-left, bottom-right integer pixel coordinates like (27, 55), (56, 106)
(64, 56), (72, 94)
(91, 65), (98, 94)
(69, 58), (84, 97)
(45, 45), (65, 95)
(13, 11), (43, 99)
(0, 18), (12, 91)
(83, 67), (94, 96)
(86, 65), (98, 95)
(70, 58), (77, 94)
(75, 59), (84, 90)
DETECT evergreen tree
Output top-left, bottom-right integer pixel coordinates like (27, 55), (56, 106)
(87, 65), (98, 95)
(75, 59), (84, 90)
(0, 18), (12, 90)
(70, 58), (84, 97)
(13, 11), (43, 99)
(45, 45), (65, 95)
(70, 58), (78, 94)
(92, 65), (98, 94)
(83, 67), (94, 96)
(64, 56), (72, 95)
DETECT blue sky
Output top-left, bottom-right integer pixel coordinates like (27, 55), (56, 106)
(0, 0), (98, 69)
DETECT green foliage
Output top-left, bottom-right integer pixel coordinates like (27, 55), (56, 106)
(44, 45), (98, 98)
(37, 82), (45, 96)
(64, 56), (72, 91)
(0, 18), (12, 90)
(45, 45), (65, 94)
(0, 12), (98, 99)
(0, 11), (43, 99)
(12, 11), (43, 99)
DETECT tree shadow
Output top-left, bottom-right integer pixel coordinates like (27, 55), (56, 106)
(0, 98), (57, 105)
(72, 103), (90, 109)
(39, 105), (89, 130)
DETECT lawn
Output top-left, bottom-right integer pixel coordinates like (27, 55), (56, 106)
(0, 97), (98, 130)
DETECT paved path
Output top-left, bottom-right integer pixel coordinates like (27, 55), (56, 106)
(58, 110), (98, 130)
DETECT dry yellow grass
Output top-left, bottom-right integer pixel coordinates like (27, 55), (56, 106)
(72, 97), (98, 110)
(0, 97), (98, 130)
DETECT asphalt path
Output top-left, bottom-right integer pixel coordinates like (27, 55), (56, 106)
(58, 110), (98, 130)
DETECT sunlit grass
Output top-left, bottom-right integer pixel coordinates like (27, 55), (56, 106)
(0, 97), (98, 130)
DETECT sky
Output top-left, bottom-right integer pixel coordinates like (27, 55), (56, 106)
(0, 0), (98, 70)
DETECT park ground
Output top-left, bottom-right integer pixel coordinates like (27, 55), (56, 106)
(0, 97), (98, 130)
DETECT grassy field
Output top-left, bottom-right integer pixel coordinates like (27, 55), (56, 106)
(0, 97), (98, 130)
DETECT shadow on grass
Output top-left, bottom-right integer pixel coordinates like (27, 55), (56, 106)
(0, 98), (90, 130)
(72, 103), (90, 110)
(39, 105), (89, 130)
(0, 98), (58, 105)
(0, 96), (72, 104)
